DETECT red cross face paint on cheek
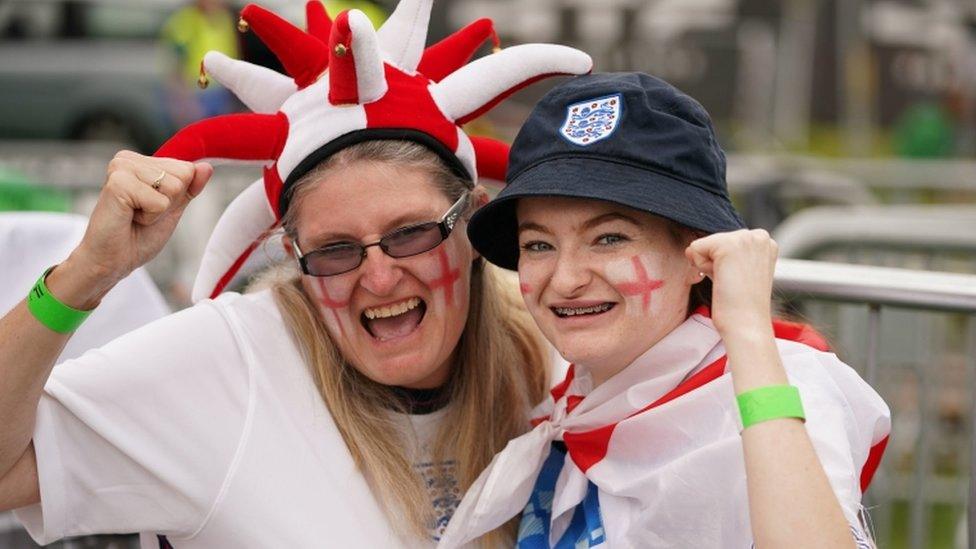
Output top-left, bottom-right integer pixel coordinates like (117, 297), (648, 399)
(306, 276), (355, 338)
(519, 282), (533, 296)
(605, 254), (665, 316)
(416, 246), (463, 312)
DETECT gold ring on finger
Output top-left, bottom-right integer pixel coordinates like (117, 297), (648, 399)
(151, 170), (166, 191)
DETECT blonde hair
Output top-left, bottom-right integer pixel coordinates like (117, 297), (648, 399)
(268, 140), (548, 543)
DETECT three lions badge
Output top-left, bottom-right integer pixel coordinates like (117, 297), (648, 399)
(560, 94), (622, 146)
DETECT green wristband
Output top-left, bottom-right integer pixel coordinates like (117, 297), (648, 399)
(27, 267), (93, 334)
(736, 384), (805, 430)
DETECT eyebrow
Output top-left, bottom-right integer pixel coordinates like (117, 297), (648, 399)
(581, 212), (642, 231)
(303, 232), (358, 250)
(304, 211), (437, 249)
(517, 221), (551, 235)
(381, 212), (435, 234)
(517, 212), (641, 236)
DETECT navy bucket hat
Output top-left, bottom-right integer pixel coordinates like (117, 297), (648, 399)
(467, 72), (746, 270)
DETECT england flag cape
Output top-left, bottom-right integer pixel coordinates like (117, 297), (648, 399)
(438, 310), (891, 548)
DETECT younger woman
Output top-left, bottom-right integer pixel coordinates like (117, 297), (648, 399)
(440, 72), (891, 548)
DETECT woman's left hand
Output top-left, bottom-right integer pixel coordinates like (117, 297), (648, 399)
(685, 229), (778, 339)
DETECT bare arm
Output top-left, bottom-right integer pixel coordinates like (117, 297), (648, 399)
(0, 151), (212, 493)
(687, 230), (854, 549)
(725, 329), (853, 548)
(0, 259), (104, 505)
(0, 444), (39, 511)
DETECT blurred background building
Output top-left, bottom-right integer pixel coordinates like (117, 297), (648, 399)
(1, 1), (975, 548)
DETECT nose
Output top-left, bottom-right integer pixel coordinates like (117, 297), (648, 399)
(549, 248), (591, 297)
(358, 245), (404, 296)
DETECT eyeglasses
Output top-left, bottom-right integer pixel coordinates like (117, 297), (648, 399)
(293, 192), (470, 277)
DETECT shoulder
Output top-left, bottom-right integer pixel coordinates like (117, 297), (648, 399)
(771, 338), (891, 515)
(48, 289), (292, 392)
(166, 6), (198, 24)
(773, 337), (891, 456)
(161, 7), (201, 37)
(186, 289), (296, 362)
(773, 339), (881, 400)
(773, 339), (887, 415)
(205, 288), (284, 324)
(186, 288), (285, 333)
(108, 289), (280, 345)
(774, 337), (857, 384)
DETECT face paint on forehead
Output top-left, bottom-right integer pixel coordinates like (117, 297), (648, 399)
(605, 254), (665, 316)
(307, 276), (354, 338)
(415, 245), (463, 310)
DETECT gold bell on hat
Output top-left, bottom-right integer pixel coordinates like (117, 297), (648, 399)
(237, 16), (249, 33)
(334, 43), (348, 57)
(197, 61), (209, 90)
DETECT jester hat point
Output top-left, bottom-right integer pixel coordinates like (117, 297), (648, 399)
(154, 0), (593, 302)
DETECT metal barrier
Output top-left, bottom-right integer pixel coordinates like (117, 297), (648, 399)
(773, 205), (976, 262)
(729, 155), (976, 194)
(772, 200), (976, 548)
(775, 259), (976, 549)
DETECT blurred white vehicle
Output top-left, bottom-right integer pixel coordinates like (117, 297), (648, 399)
(0, 0), (189, 152)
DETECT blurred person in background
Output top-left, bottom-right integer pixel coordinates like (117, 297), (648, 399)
(892, 99), (957, 158)
(162, 0), (240, 122)
(0, 1), (591, 547)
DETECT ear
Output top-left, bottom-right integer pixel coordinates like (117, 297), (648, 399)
(282, 233), (296, 259)
(470, 184), (490, 211)
(675, 226), (705, 286)
(464, 185), (490, 261)
(682, 258), (705, 286)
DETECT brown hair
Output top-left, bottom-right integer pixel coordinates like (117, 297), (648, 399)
(269, 140), (548, 544)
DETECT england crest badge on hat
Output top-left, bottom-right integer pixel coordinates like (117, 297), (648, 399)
(560, 94), (622, 146)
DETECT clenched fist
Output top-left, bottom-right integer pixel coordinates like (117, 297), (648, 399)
(65, 151), (212, 305)
(685, 229), (778, 339)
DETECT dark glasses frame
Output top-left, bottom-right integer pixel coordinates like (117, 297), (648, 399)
(293, 192), (470, 277)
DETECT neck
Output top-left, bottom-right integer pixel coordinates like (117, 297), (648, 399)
(582, 358), (631, 389)
(585, 314), (691, 388)
(388, 383), (451, 415)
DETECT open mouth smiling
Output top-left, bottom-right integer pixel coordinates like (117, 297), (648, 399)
(360, 297), (428, 341)
(550, 302), (616, 318)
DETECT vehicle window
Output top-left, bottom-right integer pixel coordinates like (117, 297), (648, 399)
(0, 3), (60, 40)
(87, 5), (169, 40)
(0, 1), (170, 41)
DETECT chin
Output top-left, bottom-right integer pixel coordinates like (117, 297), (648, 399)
(554, 338), (607, 367)
(556, 330), (640, 374)
(363, 353), (450, 389)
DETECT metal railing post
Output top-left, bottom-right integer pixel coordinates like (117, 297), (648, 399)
(865, 304), (881, 387)
(910, 361), (931, 549)
(773, 260), (976, 548)
(968, 317), (976, 549)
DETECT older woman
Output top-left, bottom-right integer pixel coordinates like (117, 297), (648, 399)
(440, 72), (891, 548)
(0, 2), (591, 546)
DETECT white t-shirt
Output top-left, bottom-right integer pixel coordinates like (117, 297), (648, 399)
(16, 290), (444, 548)
(396, 409), (462, 543)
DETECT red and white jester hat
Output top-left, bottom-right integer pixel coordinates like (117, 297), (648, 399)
(153, 0), (593, 302)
